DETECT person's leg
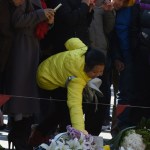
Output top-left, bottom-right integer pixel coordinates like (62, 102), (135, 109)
(99, 56), (112, 128)
(129, 48), (150, 125)
(84, 102), (104, 135)
(29, 88), (69, 147)
(0, 109), (6, 130)
(51, 88), (71, 132)
(8, 116), (33, 150)
(111, 67), (119, 136)
(28, 101), (58, 148)
(0, 72), (3, 93)
(117, 54), (135, 103)
(115, 58), (135, 131)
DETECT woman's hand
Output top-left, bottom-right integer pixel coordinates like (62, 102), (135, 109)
(82, 129), (89, 135)
(101, 0), (114, 11)
(82, 0), (95, 12)
(114, 59), (125, 72)
(47, 9), (55, 24)
(44, 9), (55, 21)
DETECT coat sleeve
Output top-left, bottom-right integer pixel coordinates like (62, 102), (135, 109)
(67, 77), (86, 131)
(103, 10), (115, 35)
(12, 1), (47, 28)
(115, 7), (132, 61)
(0, 1), (12, 72)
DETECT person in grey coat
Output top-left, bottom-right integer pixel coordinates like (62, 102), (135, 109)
(0, 0), (28, 133)
(89, 0), (116, 56)
(3, 0), (55, 149)
(89, 0), (116, 133)
(89, 0), (128, 133)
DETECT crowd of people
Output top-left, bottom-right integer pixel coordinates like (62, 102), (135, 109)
(0, 0), (150, 149)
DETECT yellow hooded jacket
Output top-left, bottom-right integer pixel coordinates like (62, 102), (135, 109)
(37, 38), (91, 131)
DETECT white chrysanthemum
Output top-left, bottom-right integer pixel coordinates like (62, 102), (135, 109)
(119, 146), (134, 150)
(119, 146), (125, 150)
(66, 138), (82, 149)
(48, 139), (70, 150)
(121, 130), (146, 150)
(78, 132), (85, 144)
(43, 126), (104, 150)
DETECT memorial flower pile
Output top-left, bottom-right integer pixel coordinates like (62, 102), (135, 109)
(35, 125), (110, 150)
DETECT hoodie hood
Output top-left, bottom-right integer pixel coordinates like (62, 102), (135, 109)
(65, 38), (87, 51)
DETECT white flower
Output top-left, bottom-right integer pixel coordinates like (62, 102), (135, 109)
(120, 130), (146, 150)
(78, 132), (85, 144)
(47, 139), (69, 150)
(39, 126), (104, 150)
(66, 138), (82, 149)
(119, 146), (125, 150)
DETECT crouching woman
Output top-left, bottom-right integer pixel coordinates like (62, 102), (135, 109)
(30, 38), (106, 147)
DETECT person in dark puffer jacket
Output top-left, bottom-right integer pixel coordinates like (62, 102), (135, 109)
(45, 0), (94, 53)
(112, 0), (150, 134)
(110, 0), (136, 135)
(128, 0), (150, 126)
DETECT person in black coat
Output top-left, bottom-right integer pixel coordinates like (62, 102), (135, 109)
(45, 0), (94, 53)
(128, 0), (150, 125)
(37, 0), (95, 135)
(0, 0), (14, 93)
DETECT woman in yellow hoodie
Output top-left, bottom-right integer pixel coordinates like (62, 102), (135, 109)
(29, 38), (105, 147)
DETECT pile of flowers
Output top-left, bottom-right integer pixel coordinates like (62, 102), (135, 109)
(35, 125), (110, 150)
(108, 118), (150, 150)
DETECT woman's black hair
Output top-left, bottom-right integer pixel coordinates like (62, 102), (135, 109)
(84, 47), (106, 72)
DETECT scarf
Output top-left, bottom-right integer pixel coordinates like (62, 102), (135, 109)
(35, 0), (49, 40)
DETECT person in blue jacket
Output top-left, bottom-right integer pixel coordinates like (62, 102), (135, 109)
(110, 0), (136, 134)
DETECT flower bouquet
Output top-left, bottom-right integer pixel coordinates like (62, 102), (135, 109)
(107, 118), (150, 150)
(35, 125), (110, 150)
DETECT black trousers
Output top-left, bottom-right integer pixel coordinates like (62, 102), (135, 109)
(37, 87), (105, 136)
(37, 88), (70, 136)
